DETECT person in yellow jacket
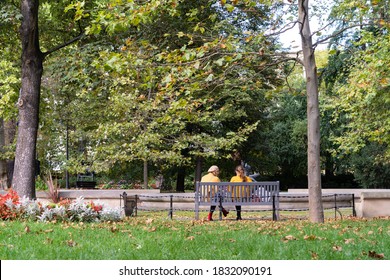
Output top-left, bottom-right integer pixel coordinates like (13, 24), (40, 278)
(229, 165), (252, 220)
(201, 165), (229, 221)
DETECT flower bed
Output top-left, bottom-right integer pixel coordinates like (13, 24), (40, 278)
(0, 189), (122, 222)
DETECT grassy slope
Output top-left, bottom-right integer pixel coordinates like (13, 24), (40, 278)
(1, 214), (389, 260)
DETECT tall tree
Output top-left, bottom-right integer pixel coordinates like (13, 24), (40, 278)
(12, 0), (84, 198)
(12, 0), (42, 198)
(298, 0), (324, 222)
(263, 0), (326, 222)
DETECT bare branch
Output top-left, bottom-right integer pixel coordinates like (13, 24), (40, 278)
(265, 20), (299, 38)
(313, 23), (372, 48)
(42, 32), (85, 58)
(311, 19), (336, 36)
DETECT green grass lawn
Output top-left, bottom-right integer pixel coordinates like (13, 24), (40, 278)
(1, 212), (389, 260)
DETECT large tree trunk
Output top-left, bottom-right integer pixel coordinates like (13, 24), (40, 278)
(298, 0), (324, 223)
(12, 0), (43, 199)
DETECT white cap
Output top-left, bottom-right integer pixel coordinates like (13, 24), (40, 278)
(208, 165), (219, 173)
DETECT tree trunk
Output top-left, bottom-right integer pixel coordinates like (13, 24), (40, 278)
(324, 151), (334, 183)
(143, 160), (148, 189)
(195, 156), (203, 183)
(12, 0), (43, 199)
(176, 166), (185, 192)
(0, 119), (7, 189)
(298, 0), (324, 223)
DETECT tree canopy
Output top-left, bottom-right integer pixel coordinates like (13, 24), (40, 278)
(0, 0), (389, 203)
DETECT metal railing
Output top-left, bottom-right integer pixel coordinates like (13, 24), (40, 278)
(120, 191), (356, 221)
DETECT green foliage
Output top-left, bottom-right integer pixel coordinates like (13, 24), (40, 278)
(323, 29), (390, 168)
(35, 176), (47, 191)
(350, 142), (390, 189)
(38, 0), (284, 178)
(320, 1), (390, 187)
(3, 0), (389, 190)
(265, 92), (308, 180)
(0, 59), (19, 121)
(0, 3), (20, 121)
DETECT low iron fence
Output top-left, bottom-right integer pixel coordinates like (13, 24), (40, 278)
(120, 192), (356, 221)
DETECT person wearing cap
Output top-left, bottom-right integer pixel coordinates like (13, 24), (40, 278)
(201, 165), (229, 221)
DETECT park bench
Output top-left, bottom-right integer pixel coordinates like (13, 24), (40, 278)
(76, 173), (96, 189)
(195, 181), (280, 220)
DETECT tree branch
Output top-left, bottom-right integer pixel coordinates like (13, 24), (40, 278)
(265, 20), (299, 38)
(313, 23), (372, 49)
(42, 32), (85, 58)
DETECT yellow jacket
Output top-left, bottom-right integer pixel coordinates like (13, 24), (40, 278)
(201, 173), (220, 200)
(201, 173), (220, 183)
(229, 176), (252, 200)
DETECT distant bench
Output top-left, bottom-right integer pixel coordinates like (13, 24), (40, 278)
(195, 181), (280, 220)
(76, 174), (96, 189)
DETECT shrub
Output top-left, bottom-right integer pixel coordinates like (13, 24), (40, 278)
(0, 189), (122, 222)
(0, 189), (20, 220)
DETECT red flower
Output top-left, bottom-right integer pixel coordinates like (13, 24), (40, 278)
(88, 201), (103, 212)
(0, 189), (20, 220)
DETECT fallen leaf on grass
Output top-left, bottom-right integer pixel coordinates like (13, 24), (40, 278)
(66, 239), (77, 247)
(344, 238), (355, 244)
(110, 227), (119, 233)
(311, 251), (319, 260)
(368, 251), (385, 259)
(193, 220), (207, 225)
(333, 245), (342, 252)
(187, 236), (195, 241)
(282, 235), (296, 242)
(0, 243), (14, 249)
(304, 235), (317, 240)
(44, 238), (53, 245)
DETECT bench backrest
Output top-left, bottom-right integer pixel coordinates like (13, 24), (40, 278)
(195, 181), (280, 206)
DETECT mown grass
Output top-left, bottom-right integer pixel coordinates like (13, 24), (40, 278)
(1, 212), (389, 260)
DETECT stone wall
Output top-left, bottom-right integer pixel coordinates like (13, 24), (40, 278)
(2, 188), (389, 218)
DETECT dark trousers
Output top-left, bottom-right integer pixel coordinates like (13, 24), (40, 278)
(235, 205), (242, 219)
